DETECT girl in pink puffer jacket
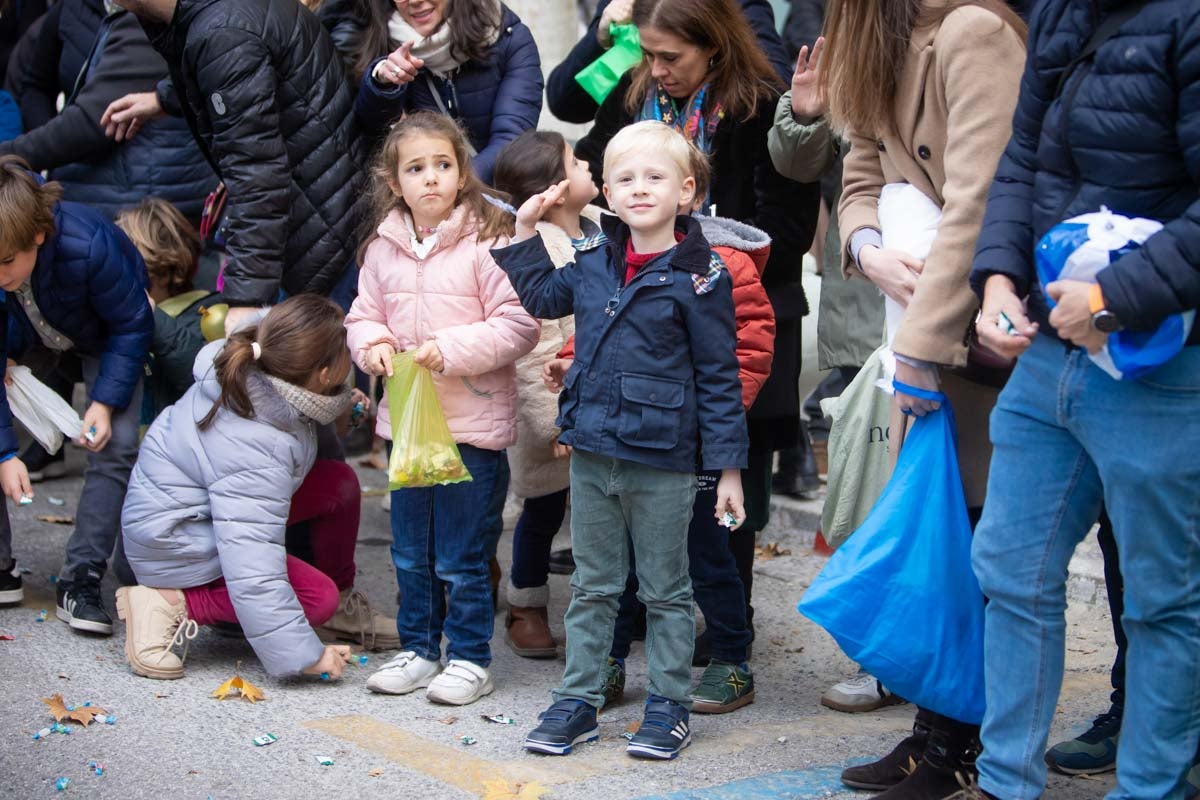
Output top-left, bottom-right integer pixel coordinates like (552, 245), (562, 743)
(345, 113), (539, 707)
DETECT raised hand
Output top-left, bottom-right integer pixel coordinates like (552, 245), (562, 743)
(514, 180), (570, 241)
(374, 41), (425, 86)
(790, 37), (827, 120)
(597, 0), (635, 47)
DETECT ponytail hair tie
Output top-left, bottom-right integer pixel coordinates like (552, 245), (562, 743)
(251, 342), (262, 361)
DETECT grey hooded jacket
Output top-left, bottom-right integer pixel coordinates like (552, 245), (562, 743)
(121, 340), (323, 677)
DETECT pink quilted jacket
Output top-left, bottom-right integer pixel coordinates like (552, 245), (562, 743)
(345, 207), (540, 450)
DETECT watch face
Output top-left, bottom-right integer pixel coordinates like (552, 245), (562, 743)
(1093, 310), (1121, 333)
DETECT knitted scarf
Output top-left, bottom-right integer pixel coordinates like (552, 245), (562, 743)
(264, 376), (353, 426)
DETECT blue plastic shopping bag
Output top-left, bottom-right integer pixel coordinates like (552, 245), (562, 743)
(798, 390), (985, 724)
(1036, 207), (1195, 380)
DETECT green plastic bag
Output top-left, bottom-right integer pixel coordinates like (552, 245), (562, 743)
(574, 24), (642, 105)
(386, 351), (472, 489)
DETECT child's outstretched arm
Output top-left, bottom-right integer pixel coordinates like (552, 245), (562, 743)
(433, 250), (541, 377)
(208, 467), (327, 678)
(490, 181), (579, 320)
(345, 244), (402, 376)
(684, 270), (750, 527)
(85, 221), (154, 451)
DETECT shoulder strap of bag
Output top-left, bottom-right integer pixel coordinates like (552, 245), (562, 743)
(1054, 1), (1150, 100)
(67, 10), (123, 105)
(422, 75), (478, 157)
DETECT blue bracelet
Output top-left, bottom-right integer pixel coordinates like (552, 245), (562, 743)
(893, 380), (946, 403)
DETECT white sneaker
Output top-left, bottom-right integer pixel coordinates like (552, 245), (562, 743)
(820, 670), (906, 713)
(366, 651), (441, 695)
(425, 659), (494, 706)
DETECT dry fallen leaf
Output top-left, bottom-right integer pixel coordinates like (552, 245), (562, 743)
(754, 542), (792, 561)
(154, 692), (170, 699)
(368, 768), (384, 778)
(57, 673), (70, 680)
(41, 694), (108, 726)
(624, 721), (641, 735)
(211, 664), (265, 703)
(36, 515), (75, 525)
(482, 779), (548, 800)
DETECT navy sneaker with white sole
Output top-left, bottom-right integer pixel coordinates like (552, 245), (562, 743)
(55, 568), (113, 635)
(627, 695), (691, 760)
(524, 699), (599, 755)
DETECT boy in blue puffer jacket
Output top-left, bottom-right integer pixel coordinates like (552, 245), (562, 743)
(0, 156), (153, 636)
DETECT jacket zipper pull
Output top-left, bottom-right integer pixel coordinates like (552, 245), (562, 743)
(605, 285), (621, 317)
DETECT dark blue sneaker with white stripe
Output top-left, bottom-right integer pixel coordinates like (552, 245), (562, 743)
(524, 699), (599, 755)
(627, 695), (691, 760)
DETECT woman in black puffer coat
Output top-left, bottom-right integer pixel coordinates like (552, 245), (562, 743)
(111, 0), (366, 311)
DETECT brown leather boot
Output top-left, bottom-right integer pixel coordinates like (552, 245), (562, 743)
(504, 583), (556, 658)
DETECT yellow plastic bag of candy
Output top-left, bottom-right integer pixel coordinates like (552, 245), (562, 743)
(386, 351), (472, 489)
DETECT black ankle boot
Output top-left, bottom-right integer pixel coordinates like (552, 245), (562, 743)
(841, 709), (933, 790)
(873, 714), (981, 800)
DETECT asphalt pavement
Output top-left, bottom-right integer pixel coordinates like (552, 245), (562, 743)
(0, 444), (1120, 799)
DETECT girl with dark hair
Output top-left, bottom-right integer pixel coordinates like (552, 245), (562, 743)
(816, 0), (1026, 797)
(572, 0), (820, 662)
(490, 130), (602, 660)
(117, 294), (382, 682)
(351, 0), (544, 183)
(347, 112), (539, 706)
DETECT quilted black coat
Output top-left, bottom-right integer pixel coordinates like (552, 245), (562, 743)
(138, 0), (366, 307)
(972, 0), (1200, 342)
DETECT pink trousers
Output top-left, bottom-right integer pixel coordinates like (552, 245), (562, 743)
(183, 460), (361, 627)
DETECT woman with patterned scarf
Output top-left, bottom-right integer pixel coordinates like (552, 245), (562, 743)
(572, 0), (820, 674)
(348, 0), (543, 183)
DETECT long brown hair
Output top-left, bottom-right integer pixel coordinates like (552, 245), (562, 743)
(199, 294), (349, 429)
(115, 198), (202, 297)
(350, 0), (502, 84)
(492, 130), (567, 209)
(359, 111), (512, 260)
(624, 0), (782, 122)
(821, 0), (1026, 136)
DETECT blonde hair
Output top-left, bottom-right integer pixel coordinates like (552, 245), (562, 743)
(116, 198), (201, 297)
(0, 155), (61, 254)
(602, 121), (692, 183)
(359, 112), (512, 261)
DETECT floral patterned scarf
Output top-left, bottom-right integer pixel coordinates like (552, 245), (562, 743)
(638, 82), (725, 156)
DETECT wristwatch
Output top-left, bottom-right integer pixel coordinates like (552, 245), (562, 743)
(1089, 284), (1122, 333)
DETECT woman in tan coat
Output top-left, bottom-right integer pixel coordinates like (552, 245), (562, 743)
(819, 1), (1026, 798)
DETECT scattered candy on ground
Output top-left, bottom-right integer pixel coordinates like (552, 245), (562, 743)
(482, 714), (514, 725)
(252, 733), (278, 747)
(460, 736), (478, 746)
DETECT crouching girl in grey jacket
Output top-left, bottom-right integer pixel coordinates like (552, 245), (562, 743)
(116, 295), (365, 681)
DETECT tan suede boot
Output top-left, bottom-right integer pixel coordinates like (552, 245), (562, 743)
(317, 588), (400, 651)
(114, 586), (197, 680)
(504, 582), (556, 658)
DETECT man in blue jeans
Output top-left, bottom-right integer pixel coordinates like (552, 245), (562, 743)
(964, 2), (1200, 798)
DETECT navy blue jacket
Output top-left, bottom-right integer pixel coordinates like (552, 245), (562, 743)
(492, 215), (748, 474)
(1, 201), (153, 459)
(354, 5), (542, 183)
(545, 0), (790, 125)
(972, 0), (1200, 343)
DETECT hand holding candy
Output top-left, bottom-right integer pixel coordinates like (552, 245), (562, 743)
(80, 402), (112, 452)
(303, 645), (352, 680)
(714, 468), (746, 531)
(0, 458), (32, 505)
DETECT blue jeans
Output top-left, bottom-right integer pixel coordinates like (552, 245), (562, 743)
(555, 451), (697, 708)
(510, 489), (569, 589)
(389, 444), (509, 666)
(611, 471), (751, 664)
(972, 336), (1200, 800)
